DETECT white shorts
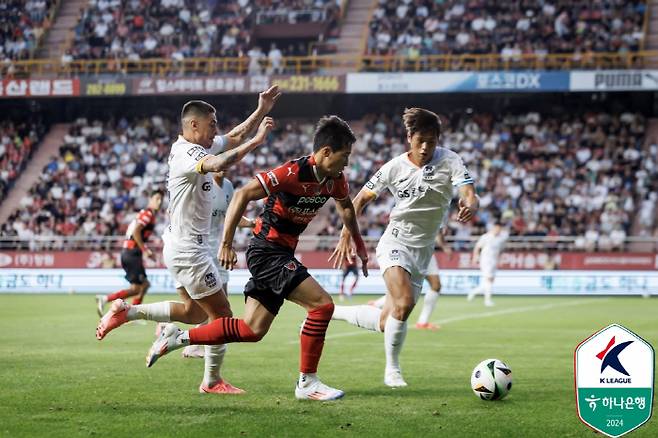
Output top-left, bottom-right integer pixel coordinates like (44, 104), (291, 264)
(426, 254), (440, 276)
(480, 259), (497, 278)
(376, 236), (434, 301)
(163, 237), (223, 300)
(211, 257), (230, 286)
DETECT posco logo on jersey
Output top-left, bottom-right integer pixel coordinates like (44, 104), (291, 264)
(298, 196), (327, 204)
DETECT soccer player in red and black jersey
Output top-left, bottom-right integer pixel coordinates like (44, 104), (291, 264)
(95, 190), (163, 316)
(146, 116), (369, 401)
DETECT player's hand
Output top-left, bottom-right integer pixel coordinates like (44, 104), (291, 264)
(457, 198), (475, 223)
(254, 117), (274, 145)
(356, 245), (369, 277)
(219, 244), (238, 270)
(144, 248), (154, 259)
(328, 232), (353, 269)
(471, 255), (479, 266)
(258, 85), (281, 113)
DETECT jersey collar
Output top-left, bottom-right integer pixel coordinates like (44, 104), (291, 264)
(309, 155), (326, 184)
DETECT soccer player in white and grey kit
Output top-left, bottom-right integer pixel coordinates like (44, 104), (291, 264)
(180, 170), (256, 358)
(331, 108), (478, 387)
(467, 221), (508, 307)
(96, 86), (280, 395)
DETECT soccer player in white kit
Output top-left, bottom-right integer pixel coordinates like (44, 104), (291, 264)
(331, 108), (478, 387)
(368, 230), (451, 330)
(96, 86), (280, 395)
(180, 171), (256, 358)
(467, 221), (508, 307)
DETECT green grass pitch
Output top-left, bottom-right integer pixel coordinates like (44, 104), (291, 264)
(0, 294), (656, 437)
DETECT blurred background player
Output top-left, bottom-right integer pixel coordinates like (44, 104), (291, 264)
(467, 221), (508, 307)
(145, 116), (369, 401)
(332, 108), (478, 388)
(180, 170), (256, 359)
(96, 88), (279, 396)
(338, 259), (359, 302)
(368, 230), (452, 330)
(95, 190), (163, 316)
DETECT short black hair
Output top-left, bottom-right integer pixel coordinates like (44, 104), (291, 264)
(403, 107), (442, 137)
(313, 115), (356, 152)
(181, 100), (216, 122)
(150, 189), (164, 198)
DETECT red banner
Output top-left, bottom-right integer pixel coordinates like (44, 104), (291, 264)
(0, 79), (80, 97)
(0, 251), (655, 270)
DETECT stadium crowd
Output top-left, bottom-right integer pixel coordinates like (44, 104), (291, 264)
(0, 0), (55, 61)
(1, 110), (656, 252)
(68, 0), (339, 62)
(366, 0), (647, 59)
(0, 120), (44, 205)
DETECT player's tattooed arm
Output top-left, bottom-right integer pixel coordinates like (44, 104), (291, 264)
(457, 184), (478, 223)
(218, 178), (267, 270)
(201, 117), (274, 173)
(224, 85), (281, 149)
(330, 196), (369, 276)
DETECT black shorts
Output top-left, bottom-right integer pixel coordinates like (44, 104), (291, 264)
(243, 238), (310, 316)
(120, 248), (147, 285)
(343, 264), (358, 278)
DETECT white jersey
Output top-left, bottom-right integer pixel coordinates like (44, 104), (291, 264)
(165, 135), (226, 248)
(365, 147), (474, 248)
(477, 230), (508, 261)
(208, 178), (235, 256)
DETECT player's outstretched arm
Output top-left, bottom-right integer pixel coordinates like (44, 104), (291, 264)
(330, 189), (376, 275)
(456, 184), (478, 223)
(331, 196), (369, 276)
(218, 179), (267, 270)
(223, 85), (281, 149)
(201, 117), (274, 173)
(131, 223), (152, 258)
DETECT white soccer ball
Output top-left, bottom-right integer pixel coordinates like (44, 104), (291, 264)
(470, 358), (512, 400)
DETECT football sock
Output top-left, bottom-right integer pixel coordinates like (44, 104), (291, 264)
(483, 278), (494, 302)
(298, 372), (318, 388)
(189, 318), (259, 344)
(203, 344), (227, 386)
(417, 289), (440, 324)
(127, 301), (171, 322)
(107, 289), (130, 301)
(384, 315), (407, 372)
(300, 303), (333, 373)
(332, 305), (382, 332)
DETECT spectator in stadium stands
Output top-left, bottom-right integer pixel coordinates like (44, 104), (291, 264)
(0, 0), (55, 60)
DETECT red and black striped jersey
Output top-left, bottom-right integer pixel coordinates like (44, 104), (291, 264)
(254, 155), (349, 250)
(123, 208), (156, 250)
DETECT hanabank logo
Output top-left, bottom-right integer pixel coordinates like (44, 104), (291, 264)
(596, 336), (633, 384)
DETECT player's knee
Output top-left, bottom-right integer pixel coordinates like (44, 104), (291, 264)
(392, 298), (414, 319)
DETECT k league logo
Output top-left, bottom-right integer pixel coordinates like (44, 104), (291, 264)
(575, 324), (654, 438)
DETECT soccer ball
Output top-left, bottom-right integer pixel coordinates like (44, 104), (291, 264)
(470, 358), (512, 400)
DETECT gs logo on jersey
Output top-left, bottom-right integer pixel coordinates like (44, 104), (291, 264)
(202, 181), (211, 191)
(204, 272), (217, 288)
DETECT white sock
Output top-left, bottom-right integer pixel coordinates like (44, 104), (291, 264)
(417, 289), (439, 324)
(333, 305), (382, 332)
(203, 344), (227, 386)
(127, 301), (171, 322)
(371, 296), (386, 308)
(384, 315), (407, 372)
(469, 285), (483, 297)
(298, 372), (317, 387)
(484, 279), (494, 302)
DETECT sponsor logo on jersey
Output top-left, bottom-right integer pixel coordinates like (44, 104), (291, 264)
(204, 272), (217, 288)
(267, 171), (279, 186)
(298, 196), (328, 204)
(389, 249), (400, 261)
(365, 180), (375, 190)
(286, 167), (295, 176)
(396, 185), (427, 199)
(187, 146), (208, 161)
(202, 181), (211, 191)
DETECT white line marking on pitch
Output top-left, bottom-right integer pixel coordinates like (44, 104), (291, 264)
(292, 299), (609, 344)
